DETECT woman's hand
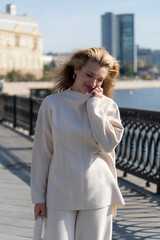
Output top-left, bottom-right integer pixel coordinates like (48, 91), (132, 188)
(34, 203), (47, 220)
(91, 87), (103, 98)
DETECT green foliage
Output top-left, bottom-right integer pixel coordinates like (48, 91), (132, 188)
(5, 70), (36, 82)
(141, 73), (154, 80)
(5, 70), (24, 82)
(43, 64), (55, 72)
(25, 73), (36, 81)
(43, 64), (55, 81)
(5, 64), (56, 82)
(120, 64), (134, 77)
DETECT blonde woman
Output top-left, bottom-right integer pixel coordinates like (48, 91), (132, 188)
(31, 47), (125, 240)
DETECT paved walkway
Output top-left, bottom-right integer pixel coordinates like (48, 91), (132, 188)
(0, 123), (160, 240)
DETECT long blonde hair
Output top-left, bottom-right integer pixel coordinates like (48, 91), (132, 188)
(51, 47), (119, 97)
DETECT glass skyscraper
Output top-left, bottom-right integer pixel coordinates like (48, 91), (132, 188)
(102, 12), (137, 72)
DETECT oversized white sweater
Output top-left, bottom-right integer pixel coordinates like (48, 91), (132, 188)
(31, 87), (125, 216)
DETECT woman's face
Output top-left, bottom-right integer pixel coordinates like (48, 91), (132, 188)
(72, 60), (108, 94)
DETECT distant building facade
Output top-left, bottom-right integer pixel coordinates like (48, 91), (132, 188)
(101, 12), (137, 72)
(152, 50), (160, 68)
(137, 48), (160, 68)
(137, 47), (152, 66)
(0, 4), (43, 79)
(43, 53), (70, 67)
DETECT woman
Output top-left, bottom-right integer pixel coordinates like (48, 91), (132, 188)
(31, 47), (125, 240)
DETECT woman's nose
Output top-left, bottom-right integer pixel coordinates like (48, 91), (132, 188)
(90, 79), (97, 87)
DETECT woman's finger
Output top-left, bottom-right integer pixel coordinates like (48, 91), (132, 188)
(34, 203), (47, 220)
(91, 87), (103, 98)
(40, 204), (47, 218)
(34, 206), (40, 220)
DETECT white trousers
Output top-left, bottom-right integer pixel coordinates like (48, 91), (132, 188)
(43, 206), (112, 240)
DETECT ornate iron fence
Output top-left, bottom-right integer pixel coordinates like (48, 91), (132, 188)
(0, 94), (160, 194)
(0, 94), (4, 121)
(116, 108), (160, 194)
(1, 94), (42, 135)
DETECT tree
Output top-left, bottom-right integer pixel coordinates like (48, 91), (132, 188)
(5, 70), (37, 82)
(120, 64), (134, 77)
(5, 70), (25, 82)
(25, 73), (36, 82)
(43, 64), (55, 81)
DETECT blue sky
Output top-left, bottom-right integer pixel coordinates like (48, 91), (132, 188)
(0, 0), (160, 53)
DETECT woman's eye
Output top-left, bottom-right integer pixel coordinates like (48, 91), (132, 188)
(98, 79), (103, 82)
(87, 73), (92, 78)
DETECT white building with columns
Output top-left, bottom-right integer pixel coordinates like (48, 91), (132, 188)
(0, 4), (43, 79)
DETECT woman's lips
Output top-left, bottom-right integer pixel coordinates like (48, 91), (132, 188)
(84, 84), (94, 92)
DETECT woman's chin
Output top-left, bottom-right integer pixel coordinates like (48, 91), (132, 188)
(83, 85), (92, 93)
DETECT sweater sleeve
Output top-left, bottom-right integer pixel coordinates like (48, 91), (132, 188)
(31, 97), (53, 204)
(86, 96), (124, 153)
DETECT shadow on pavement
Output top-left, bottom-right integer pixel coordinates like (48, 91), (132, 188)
(0, 124), (32, 186)
(0, 145), (31, 185)
(113, 181), (160, 240)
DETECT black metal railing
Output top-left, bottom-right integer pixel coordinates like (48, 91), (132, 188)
(116, 108), (160, 194)
(1, 94), (42, 135)
(0, 94), (160, 194)
(0, 94), (4, 121)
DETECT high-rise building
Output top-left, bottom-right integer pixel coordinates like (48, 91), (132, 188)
(101, 12), (137, 72)
(0, 4), (43, 79)
(102, 13), (117, 59)
(152, 50), (160, 68)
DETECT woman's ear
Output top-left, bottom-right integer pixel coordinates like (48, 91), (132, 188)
(74, 68), (77, 74)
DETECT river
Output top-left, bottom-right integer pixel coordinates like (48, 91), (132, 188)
(114, 88), (160, 111)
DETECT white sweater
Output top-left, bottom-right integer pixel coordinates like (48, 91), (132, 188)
(31, 87), (125, 216)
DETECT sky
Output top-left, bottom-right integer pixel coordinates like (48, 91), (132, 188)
(0, 0), (160, 53)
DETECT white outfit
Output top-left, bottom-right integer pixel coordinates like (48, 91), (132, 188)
(43, 206), (112, 240)
(31, 87), (125, 217)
